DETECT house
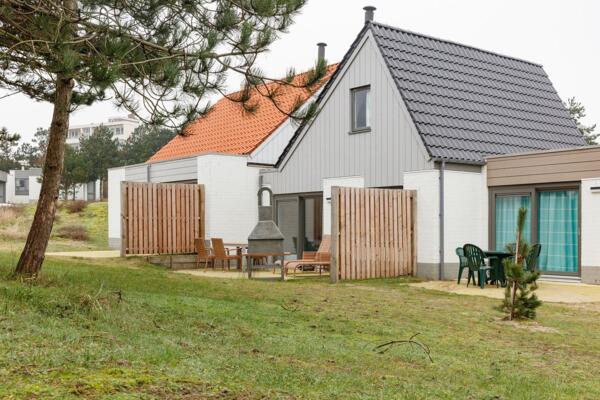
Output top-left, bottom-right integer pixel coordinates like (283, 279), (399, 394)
(67, 115), (140, 148)
(0, 168), (100, 204)
(259, 7), (594, 282)
(107, 49), (338, 250)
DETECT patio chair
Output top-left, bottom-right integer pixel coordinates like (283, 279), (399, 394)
(463, 244), (493, 289)
(456, 247), (475, 285)
(211, 238), (242, 270)
(525, 244), (542, 272)
(284, 235), (331, 277)
(195, 238), (215, 271)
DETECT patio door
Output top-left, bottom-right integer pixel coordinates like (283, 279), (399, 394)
(0, 182), (5, 203)
(537, 190), (579, 275)
(494, 194), (532, 251)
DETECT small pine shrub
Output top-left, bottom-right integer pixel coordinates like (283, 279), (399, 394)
(64, 201), (88, 214)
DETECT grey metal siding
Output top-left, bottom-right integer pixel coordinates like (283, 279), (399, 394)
(262, 33), (432, 195)
(123, 157), (198, 183)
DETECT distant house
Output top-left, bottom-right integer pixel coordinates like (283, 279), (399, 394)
(107, 52), (338, 249)
(260, 8), (592, 281)
(0, 168), (100, 204)
(67, 115), (140, 148)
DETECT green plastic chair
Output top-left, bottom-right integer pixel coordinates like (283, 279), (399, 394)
(463, 244), (493, 289)
(525, 244), (542, 272)
(455, 247), (475, 285)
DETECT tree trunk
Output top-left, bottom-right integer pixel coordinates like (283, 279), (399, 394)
(14, 76), (74, 277)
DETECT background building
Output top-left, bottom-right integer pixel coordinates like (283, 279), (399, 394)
(66, 115), (140, 148)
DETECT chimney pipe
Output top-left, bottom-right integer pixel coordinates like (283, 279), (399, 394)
(317, 42), (327, 63)
(363, 6), (376, 24)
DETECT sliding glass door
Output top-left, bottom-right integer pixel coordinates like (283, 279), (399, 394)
(492, 185), (580, 276)
(495, 194), (532, 251)
(537, 190), (579, 274)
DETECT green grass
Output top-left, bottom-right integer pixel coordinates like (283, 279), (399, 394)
(0, 202), (109, 252)
(1, 254), (600, 399)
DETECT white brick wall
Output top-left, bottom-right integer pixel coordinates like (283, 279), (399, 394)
(581, 178), (600, 269)
(197, 154), (259, 244)
(404, 168), (487, 269)
(404, 170), (439, 264)
(107, 167), (126, 245)
(443, 170), (488, 261)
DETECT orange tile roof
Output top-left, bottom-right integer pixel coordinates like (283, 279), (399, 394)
(148, 64), (338, 163)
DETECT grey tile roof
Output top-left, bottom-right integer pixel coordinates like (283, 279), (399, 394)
(371, 23), (585, 163)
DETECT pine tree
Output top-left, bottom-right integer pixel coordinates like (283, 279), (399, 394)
(0, 127), (21, 171)
(1, 1), (324, 276)
(502, 208), (542, 320)
(565, 97), (598, 145)
(121, 125), (176, 165)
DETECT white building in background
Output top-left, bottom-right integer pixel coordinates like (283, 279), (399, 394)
(0, 168), (100, 204)
(66, 114), (140, 147)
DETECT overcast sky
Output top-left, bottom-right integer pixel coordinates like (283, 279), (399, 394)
(1, 0), (598, 142)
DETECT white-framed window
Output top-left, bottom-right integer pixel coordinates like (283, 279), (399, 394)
(351, 85), (370, 132)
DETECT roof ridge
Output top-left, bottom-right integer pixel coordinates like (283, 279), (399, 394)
(369, 21), (544, 68)
(222, 63), (340, 99)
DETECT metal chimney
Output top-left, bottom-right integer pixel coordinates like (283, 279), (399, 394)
(363, 6), (376, 23)
(317, 42), (327, 63)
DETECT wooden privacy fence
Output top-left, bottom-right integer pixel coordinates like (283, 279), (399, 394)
(121, 182), (205, 255)
(331, 187), (416, 282)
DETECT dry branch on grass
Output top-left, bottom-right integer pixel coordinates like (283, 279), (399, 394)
(373, 333), (433, 363)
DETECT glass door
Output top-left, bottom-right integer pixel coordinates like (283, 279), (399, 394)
(300, 196), (323, 257)
(495, 194), (532, 251)
(537, 190), (579, 274)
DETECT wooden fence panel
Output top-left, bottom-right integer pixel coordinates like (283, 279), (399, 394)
(331, 187), (416, 282)
(121, 182), (205, 256)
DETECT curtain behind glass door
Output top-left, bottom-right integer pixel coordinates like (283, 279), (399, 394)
(495, 195), (532, 251)
(537, 190), (579, 274)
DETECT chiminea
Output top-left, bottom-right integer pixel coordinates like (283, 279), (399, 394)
(247, 187), (284, 254)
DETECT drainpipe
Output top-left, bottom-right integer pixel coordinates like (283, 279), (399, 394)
(439, 159), (446, 280)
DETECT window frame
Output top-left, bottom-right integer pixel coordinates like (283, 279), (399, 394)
(350, 85), (371, 133)
(15, 178), (29, 196)
(488, 182), (581, 276)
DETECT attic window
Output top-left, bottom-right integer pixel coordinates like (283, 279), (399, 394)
(351, 85), (370, 133)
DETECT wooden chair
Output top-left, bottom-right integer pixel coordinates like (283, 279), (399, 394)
(211, 238), (242, 270)
(284, 235), (331, 276)
(195, 238), (215, 271)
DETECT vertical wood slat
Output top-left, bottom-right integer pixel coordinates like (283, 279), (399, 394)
(121, 182), (205, 255)
(331, 187), (416, 281)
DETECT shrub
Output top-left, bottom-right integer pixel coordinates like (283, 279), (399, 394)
(64, 201), (88, 214)
(0, 206), (24, 225)
(55, 225), (90, 241)
(501, 207), (541, 320)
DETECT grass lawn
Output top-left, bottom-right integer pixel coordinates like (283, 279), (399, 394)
(0, 201), (109, 253)
(1, 254), (600, 399)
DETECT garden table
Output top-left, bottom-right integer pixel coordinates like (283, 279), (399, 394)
(483, 250), (513, 287)
(244, 252), (291, 280)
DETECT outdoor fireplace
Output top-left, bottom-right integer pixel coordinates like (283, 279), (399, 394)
(247, 187), (284, 254)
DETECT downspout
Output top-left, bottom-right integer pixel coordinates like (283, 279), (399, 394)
(439, 159), (446, 280)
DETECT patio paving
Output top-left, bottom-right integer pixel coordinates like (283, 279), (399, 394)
(410, 280), (600, 304)
(175, 269), (327, 280)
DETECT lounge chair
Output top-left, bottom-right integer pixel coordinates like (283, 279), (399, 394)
(284, 235), (331, 276)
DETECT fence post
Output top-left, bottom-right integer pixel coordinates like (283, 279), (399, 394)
(120, 181), (127, 257)
(411, 190), (417, 276)
(330, 186), (340, 283)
